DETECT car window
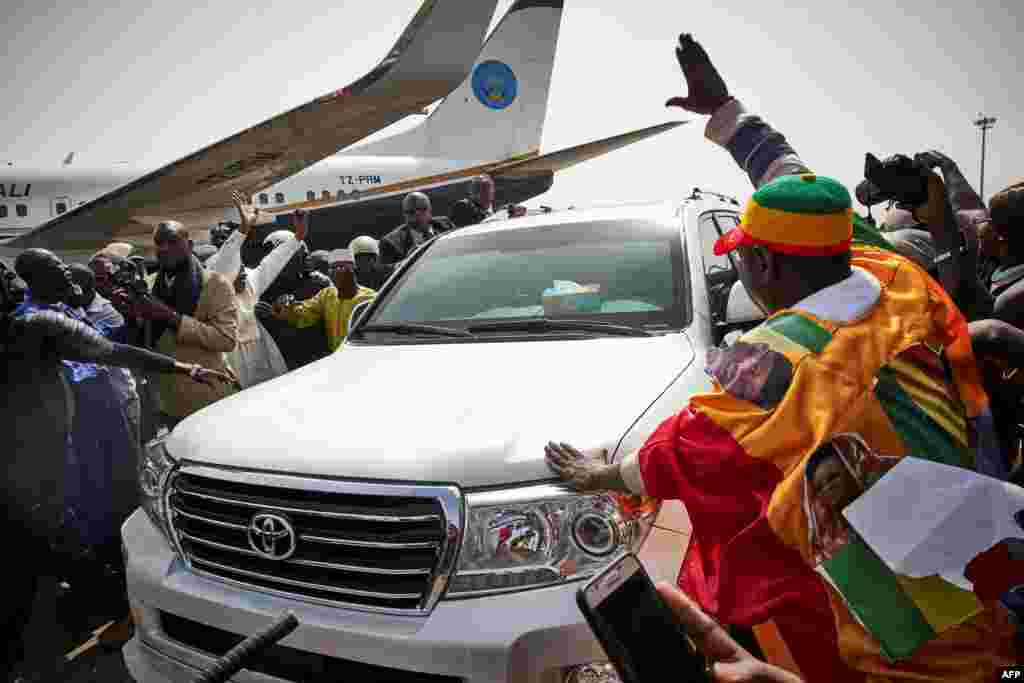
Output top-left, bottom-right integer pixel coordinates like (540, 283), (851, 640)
(698, 212), (744, 274)
(367, 219), (686, 331)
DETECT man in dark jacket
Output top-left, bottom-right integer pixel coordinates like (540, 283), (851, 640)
(379, 192), (455, 265)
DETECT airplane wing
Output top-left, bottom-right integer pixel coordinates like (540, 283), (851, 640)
(9, 0), (500, 254)
(489, 120), (688, 178)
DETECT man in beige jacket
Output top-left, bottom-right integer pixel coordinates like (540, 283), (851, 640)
(130, 221), (239, 429)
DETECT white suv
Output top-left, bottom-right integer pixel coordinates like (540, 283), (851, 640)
(123, 195), (760, 683)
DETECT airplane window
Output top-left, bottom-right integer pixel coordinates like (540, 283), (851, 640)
(275, 192), (285, 204)
(56, 202), (68, 215)
(307, 191), (315, 202)
(321, 190), (331, 200)
(259, 194), (269, 205)
(16, 204), (28, 217)
(0, 206), (6, 218)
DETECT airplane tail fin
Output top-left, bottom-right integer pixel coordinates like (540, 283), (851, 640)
(63, 152), (75, 166)
(489, 121), (688, 178)
(349, 0), (564, 163)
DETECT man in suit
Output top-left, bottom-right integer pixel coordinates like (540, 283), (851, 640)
(379, 192), (456, 265)
(131, 221), (239, 429)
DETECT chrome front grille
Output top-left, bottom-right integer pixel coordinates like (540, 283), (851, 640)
(166, 465), (463, 614)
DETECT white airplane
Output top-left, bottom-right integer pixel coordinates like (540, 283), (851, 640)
(2, 0), (685, 259)
(0, 0), (502, 259)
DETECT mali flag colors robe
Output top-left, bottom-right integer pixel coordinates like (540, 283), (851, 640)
(634, 246), (1019, 680)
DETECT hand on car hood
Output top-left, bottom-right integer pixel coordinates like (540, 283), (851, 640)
(168, 334), (696, 488)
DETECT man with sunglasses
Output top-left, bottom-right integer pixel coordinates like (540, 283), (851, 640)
(268, 249), (377, 352)
(379, 192), (456, 266)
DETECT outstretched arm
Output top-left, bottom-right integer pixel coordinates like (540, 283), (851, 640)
(251, 210), (306, 297)
(11, 309), (233, 385)
(276, 285), (329, 329)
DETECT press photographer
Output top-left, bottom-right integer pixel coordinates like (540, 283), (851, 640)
(860, 151), (993, 320)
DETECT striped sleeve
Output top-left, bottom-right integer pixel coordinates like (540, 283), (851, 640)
(705, 99), (811, 188)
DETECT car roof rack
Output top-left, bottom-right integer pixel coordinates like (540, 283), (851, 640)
(688, 187), (740, 206)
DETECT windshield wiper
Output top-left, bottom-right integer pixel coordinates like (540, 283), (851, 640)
(467, 318), (655, 337)
(355, 323), (474, 338)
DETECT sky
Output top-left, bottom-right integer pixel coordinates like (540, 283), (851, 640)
(3, 0), (1022, 212)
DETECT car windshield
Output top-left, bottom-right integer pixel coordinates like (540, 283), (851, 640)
(362, 218), (687, 335)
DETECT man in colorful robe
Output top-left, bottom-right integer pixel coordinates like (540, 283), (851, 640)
(545, 35), (1018, 682)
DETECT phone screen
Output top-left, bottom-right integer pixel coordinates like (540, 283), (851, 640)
(587, 559), (705, 682)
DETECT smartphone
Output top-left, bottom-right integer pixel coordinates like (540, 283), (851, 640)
(577, 553), (707, 683)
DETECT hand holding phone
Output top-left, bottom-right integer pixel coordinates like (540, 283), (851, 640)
(577, 554), (708, 683)
(577, 553), (805, 683)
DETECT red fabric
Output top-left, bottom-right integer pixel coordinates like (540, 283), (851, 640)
(639, 407), (857, 678)
(964, 541), (1024, 601)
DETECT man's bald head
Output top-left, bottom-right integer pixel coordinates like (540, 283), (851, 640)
(154, 220), (193, 271)
(14, 248), (76, 303)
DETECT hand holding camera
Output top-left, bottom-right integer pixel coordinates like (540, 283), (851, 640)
(862, 153), (933, 209)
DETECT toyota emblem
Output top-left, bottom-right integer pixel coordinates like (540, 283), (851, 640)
(248, 513), (297, 560)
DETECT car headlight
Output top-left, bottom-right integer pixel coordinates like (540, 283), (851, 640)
(139, 429), (177, 542)
(445, 484), (659, 598)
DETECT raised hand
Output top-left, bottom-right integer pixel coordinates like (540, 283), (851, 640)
(231, 190), (261, 236)
(914, 150), (957, 172)
(292, 209), (308, 243)
(665, 33), (732, 115)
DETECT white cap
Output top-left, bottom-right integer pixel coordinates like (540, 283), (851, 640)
(328, 248), (354, 264)
(349, 235), (379, 257)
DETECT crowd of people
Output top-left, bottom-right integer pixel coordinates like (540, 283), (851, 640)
(0, 176), (501, 679)
(2, 25), (1023, 683)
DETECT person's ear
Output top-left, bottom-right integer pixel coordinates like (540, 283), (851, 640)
(750, 246), (772, 275)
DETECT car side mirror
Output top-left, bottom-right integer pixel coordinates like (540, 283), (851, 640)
(725, 281), (764, 325)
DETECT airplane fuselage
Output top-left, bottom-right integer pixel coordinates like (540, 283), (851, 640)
(0, 154), (489, 245)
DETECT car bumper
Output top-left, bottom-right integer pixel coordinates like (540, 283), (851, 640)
(122, 506), (687, 683)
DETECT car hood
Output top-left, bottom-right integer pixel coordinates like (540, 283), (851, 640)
(168, 334), (696, 488)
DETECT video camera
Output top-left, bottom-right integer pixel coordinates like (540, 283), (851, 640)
(110, 256), (151, 302)
(861, 153), (931, 208)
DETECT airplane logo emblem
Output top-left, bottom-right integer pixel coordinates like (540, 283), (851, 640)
(472, 60), (518, 110)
